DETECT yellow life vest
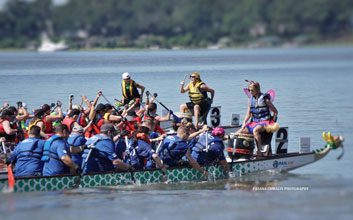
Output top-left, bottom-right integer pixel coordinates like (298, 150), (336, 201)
(122, 80), (139, 100)
(28, 119), (43, 131)
(188, 81), (207, 104)
(104, 112), (111, 121)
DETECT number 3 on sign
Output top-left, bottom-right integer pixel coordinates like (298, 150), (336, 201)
(210, 106), (221, 127)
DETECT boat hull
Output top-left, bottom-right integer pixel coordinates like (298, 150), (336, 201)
(0, 151), (320, 193)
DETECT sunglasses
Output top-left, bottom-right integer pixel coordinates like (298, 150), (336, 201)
(190, 75), (196, 78)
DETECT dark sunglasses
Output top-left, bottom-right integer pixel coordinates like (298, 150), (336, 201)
(190, 75), (196, 78)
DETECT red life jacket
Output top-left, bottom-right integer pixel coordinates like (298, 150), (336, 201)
(42, 116), (53, 134)
(78, 112), (87, 127)
(0, 119), (18, 143)
(62, 117), (76, 132)
(84, 118), (104, 138)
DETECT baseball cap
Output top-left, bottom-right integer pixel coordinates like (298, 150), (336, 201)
(122, 72), (130, 80)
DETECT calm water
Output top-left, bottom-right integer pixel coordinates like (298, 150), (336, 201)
(1, 47), (353, 219)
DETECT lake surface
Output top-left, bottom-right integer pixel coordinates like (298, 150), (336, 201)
(1, 47), (353, 220)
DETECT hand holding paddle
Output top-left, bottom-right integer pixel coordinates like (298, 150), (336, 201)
(180, 74), (188, 85)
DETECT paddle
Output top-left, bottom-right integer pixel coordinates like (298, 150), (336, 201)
(101, 93), (121, 113)
(124, 136), (136, 183)
(73, 143), (94, 188)
(155, 139), (164, 154)
(147, 92), (181, 123)
(204, 131), (212, 180)
(2, 141), (14, 192)
(229, 134), (236, 177)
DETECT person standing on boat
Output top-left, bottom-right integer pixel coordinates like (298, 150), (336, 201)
(67, 125), (87, 167)
(237, 81), (278, 156)
(42, 124), (79, 176)
(7, 125), (45, 177)
(180, 72), (214, 128)
(159, 126), (208, 176)
(121, 72), (145, 105)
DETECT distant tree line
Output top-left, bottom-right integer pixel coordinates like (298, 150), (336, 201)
(0, 0), (352, 49)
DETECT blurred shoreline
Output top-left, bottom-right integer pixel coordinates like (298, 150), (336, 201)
(1, 39), (353, 52)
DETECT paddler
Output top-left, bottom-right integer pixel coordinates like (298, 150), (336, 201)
(121, 72), (145, 105)
(41, 102), (64, 137)
(237, 80), (279, 156)
(159, 126), (208, 176)
(7, 125), (45, 177)
(42, 124), (79, 176)
(190, 127), (229, 172)
(0, 109), (19, 143)
(82, 123), (126, 174)
(180, 72), (214, 128)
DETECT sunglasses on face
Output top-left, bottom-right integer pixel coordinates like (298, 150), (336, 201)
(190, 76), (196, 78)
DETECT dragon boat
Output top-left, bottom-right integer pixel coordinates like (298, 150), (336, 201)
(0, 132), (344, 193)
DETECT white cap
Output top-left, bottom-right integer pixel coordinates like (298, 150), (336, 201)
(122, 72), (130, 80)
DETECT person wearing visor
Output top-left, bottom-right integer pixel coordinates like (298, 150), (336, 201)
(180, 72), (215, 128)
(121, 72), (145, 106)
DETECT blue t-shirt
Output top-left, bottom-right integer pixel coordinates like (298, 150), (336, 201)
(10, 137), (45, 177)
(42, 138), (71, 176)
(82, 134), (117, 174)
(67, 134), (87, 167)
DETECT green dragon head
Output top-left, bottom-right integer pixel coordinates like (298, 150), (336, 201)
(322, 132), (344, 159)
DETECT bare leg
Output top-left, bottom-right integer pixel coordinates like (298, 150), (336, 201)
(180, 103), (188, 113)
(236, 126), (250, 135)
(253, 126), (265, 156)
(194, 104), (200, 128)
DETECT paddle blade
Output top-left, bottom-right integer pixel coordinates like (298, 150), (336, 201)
(7, 164), (15, 192)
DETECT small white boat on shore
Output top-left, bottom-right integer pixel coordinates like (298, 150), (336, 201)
(37, 34), (68, 52)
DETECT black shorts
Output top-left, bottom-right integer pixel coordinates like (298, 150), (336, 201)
(186, 100), (210, 116)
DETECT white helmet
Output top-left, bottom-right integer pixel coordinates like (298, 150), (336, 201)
(122, 72), (130, 80)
